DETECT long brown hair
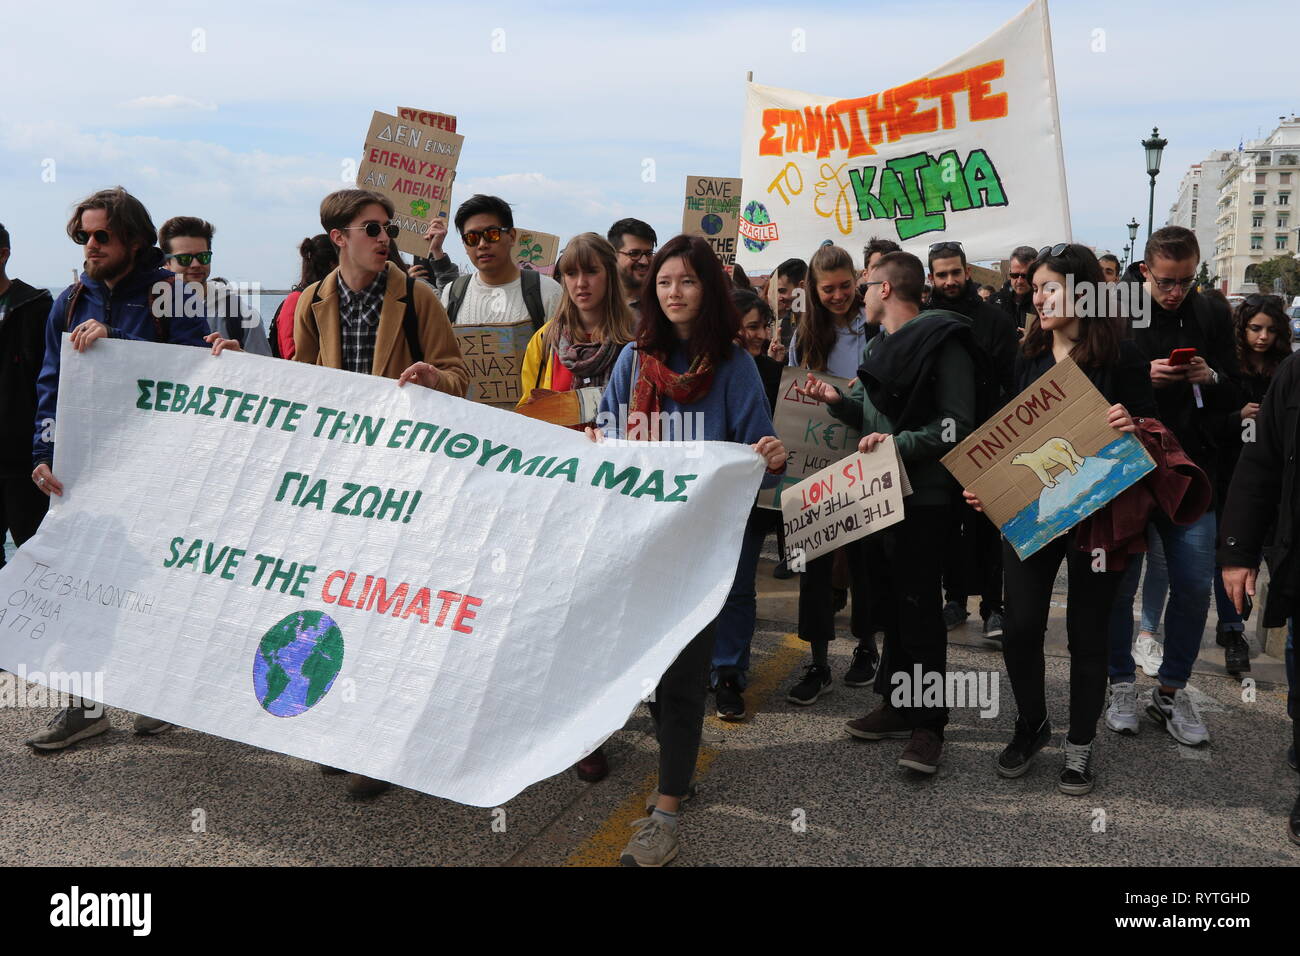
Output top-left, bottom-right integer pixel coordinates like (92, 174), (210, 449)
(1021, 243), (1120, 369)
(1234, 295), (1292, 376)
(794, 244), (861, 372)
(548, 232), (636, 349)
(635, 234), (739, 365)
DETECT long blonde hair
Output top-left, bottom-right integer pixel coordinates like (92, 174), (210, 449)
(548, 232), (636, 349)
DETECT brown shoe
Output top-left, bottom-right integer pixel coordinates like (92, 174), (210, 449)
(574, 745), (609, 783)
(344, 773), (392, 798)
(898, 728), (942, 774)
(845, 703), (911, 740)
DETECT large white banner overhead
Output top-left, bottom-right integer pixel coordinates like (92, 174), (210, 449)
(737, 0), (1070, 271)
(0, 339), (764, 807)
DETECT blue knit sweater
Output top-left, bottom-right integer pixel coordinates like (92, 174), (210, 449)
(598, 342), (780, 486)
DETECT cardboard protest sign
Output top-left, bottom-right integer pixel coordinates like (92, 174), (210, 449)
(512, 229), (560, 270)
(941, 357), (1154, 560)
(683, 176), (743, 266)
(737, 0), (1070, 271)
(454, 320), (535, 407)
(758, 367), (860, 510)
(781, 438), (910, 564)
(0, 338), (764, 807)
(357, 110), (464, 256)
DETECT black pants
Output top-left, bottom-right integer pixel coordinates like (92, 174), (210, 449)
(866, 503), (950, 734)
(797, 539), (872, 644)
(943, 495), (1004, 619)
(649, 622), (716, 798)
(0, 472), (48, 570)
(1001, 533), (1121, 744)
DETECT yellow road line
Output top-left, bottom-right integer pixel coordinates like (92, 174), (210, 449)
(564, 632), (806, 866)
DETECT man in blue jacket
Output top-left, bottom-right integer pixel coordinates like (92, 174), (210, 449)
(26, 186), (212, 751)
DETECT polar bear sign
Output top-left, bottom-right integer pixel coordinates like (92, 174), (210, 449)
(940, 358), (1155, 560)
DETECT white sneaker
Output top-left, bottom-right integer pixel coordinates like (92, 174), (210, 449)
(1105, 682), (1140, 735)
(1132, 634), (1164, 678)
(1147, 687), (1209, 747)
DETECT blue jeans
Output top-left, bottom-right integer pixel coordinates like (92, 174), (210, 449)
(1109, 510), (1215, 689)
(1213, 570), (1245, 632)
(712, 508), (775, 689)
(1138, 526), (1167, 635)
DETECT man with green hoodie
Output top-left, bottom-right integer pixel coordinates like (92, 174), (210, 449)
(798, 251), (977, 774)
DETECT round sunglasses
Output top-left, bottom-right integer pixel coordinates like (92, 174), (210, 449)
(343, 221), (401, 239)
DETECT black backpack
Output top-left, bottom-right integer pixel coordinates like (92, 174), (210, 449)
(308, 272), (424, 364)
(445, 267), (546, 330)
(267, 296), (287, 359)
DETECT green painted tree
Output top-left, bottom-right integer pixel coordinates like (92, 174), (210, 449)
(1195, 261), (1211, 290)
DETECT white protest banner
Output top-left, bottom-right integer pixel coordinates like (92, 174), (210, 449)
(357, 110), (464, 257)
(737, 0), (1069, 271)
(781, 438), (909, 564)
(0, 339), (763, 807)
(454, 320), (535, 406)
(683, 176), (743, 266)
(758, 367), (860, 510)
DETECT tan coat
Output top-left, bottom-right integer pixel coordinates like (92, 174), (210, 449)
(292, 261), (468, 397)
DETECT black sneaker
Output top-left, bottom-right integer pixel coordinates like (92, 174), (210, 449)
(942, 600), (969, 631)
(1058, 739), (1096, 795)
(773, 559), (794, 580)
(983, 612), (1004, 642)
(843, 646), (879, 687)
(996, 716), (1051, 778)
(1218, 629), (1251, 676)
(716, 679), (746, 721)
(787, 663), (833, 706)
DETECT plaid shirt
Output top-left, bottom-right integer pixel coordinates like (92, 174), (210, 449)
(336, 269), (387, 374)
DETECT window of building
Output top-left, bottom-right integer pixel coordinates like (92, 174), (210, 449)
(1191, 215), (1197, 227)
(1281, 193), (1291, 205)
(1257, 172), (1268, 185)
(1251, 235), (1264, 250)
(1255, 193), (1266, 205)
(1253, 214), (1264, 227)
(1282, 172), (1293, 184)
(1278, 235), (1290, 250)
(1193, 183), (1199, 196)
(1280, 214), (1290, 229)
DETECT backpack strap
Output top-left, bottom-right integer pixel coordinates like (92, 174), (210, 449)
(520, 268), (546, 331)
(267, 298), (286, 359)
(446, 274), (472, 324)
(64, 282), (85, 333)
(401, 273), (424, 364)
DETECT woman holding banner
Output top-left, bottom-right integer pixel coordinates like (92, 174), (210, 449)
(589, 234), (786, 867)
(786, 244), (878, 705)
(963, 243), (1156, 796)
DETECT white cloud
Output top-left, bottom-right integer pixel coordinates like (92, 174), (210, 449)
(122, 95), (218, 112)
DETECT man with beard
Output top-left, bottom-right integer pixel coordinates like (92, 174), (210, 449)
(993, 245), (1038, 333)
(25, 186), (213, 750)
(925, 240), (1017, 642)
(607, 218), (657, 314)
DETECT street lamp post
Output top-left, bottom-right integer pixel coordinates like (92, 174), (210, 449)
(1142, 127), (1167, 241)
(1127, 217), (1140, 266)
(1123, 243), (1131, 268)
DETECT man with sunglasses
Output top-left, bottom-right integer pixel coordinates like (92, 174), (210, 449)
(24, 186), (214, 751)
(608, 218), (657, 312)
(925, 239), (1017, 642)
(159, 216), (271, 356)
(1104, 225), (1241, 748)
(992, 245), (1039, 332)
(440, 195), (561, 330)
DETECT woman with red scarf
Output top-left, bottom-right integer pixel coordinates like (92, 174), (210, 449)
(591, 234), (786, 866)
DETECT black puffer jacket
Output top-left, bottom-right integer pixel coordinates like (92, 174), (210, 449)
(1218, 350), (1300, 627)
(925, 279), (1017, 404)
(0, 279), (52, 472)
(992, 282), (1034, 330)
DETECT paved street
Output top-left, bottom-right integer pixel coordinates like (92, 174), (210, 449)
(1, 549), (1295, 867)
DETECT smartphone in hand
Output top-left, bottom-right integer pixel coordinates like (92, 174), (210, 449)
(1168, 347), (1197, 366)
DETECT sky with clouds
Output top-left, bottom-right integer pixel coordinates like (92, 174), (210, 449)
(2, 0), (1298, 289)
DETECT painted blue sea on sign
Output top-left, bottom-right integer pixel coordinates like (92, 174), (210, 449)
(1001, 434), (1154, 561)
